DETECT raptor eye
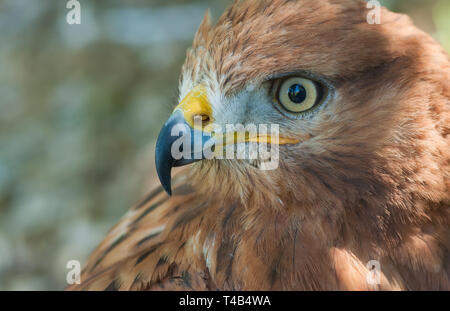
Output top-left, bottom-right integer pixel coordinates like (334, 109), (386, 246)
(276, 77), (324, 113)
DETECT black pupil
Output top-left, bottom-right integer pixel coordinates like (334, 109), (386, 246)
(288, 84), (307, 104)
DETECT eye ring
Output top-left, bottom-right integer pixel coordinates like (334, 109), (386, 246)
(275, 76), (324, 114)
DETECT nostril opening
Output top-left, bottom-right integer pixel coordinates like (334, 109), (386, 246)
(193, 114), (211, 125)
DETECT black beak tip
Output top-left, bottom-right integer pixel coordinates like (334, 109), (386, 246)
(155, 162), (173, 196)
(161, 179), (173, 196)
(155, 142), (174, 196)
(155, 116), (178, 196)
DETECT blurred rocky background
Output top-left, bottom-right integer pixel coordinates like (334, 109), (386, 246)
(0, 0), (448, 290)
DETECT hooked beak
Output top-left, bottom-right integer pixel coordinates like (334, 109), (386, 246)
(155, 85), (300, 195)
(155, 85), (213, 195)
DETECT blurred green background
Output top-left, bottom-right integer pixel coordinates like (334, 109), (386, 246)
(0, 0), (448, 290)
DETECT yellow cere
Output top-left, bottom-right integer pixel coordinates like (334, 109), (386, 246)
(173, 85), (213, 131)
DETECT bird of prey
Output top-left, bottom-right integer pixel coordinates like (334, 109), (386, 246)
(69, 0), (449, 290)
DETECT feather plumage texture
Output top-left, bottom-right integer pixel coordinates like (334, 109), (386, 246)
(68, 0), (449, 290)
